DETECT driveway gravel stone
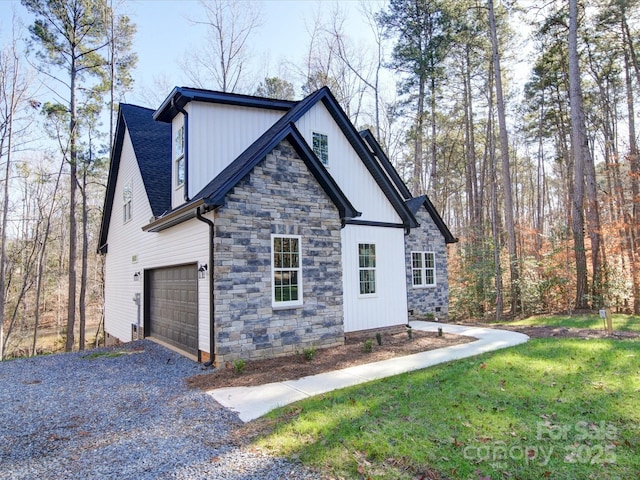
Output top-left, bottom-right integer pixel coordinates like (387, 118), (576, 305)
(0, 340), (318, 479)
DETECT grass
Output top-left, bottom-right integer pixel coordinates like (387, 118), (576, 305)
(502, 313), (640, 332)
(254, 338), (640, 479)
(82, 351), (128, 360)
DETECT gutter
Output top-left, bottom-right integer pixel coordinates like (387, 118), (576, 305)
(196, 206), (215, 367)
(172, 97), (190, 202)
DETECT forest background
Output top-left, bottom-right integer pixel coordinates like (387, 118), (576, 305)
(1, 0), (639, 359)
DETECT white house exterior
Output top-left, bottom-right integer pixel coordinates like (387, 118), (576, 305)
(98, 87), (457, 365)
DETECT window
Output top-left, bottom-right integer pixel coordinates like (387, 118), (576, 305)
(412, 251), (436, 287)
(122, 181), (132, 223)
(312, 132), (329, 165)
(175, 125), (185, 187)
(358, 243), (376, 295)
(272, 235), (302, 307)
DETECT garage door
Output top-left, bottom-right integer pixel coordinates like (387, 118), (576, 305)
(146, 264), (198, 356)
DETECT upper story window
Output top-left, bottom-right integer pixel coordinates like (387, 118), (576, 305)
(175, 125), (185, 187)
(272, 235), (303, 307)
(412, 251), (436, 287)
(358, 243), (376, 295)
(122, 181), (132, 224)
(312, 132), (329, 166)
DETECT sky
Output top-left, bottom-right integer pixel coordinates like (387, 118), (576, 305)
(0, 0), (377, 109)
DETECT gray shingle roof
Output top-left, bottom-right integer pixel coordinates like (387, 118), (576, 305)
(98, 104), (171, 252)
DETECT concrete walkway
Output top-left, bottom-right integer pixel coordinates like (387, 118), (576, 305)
(207, 321), (529, 422)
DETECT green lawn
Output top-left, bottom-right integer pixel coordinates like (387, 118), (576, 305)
(502, 313), (640, 332)
(254, 338), (640, 479)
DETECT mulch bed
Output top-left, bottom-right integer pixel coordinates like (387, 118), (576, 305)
(186, 328), (473, 390)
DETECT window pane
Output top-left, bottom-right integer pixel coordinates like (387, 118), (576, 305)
(312, 132), (329, 165)
(177, 157), (185, 186)
(425, 252), (434, 269)
(413, 269), (422, 286)
(412, 252), (422, 268)
(272, 236), (302, 304)
(426, 270), (434, 285)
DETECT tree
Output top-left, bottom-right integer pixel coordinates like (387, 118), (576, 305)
(184, 0), (262, 92)
(380, 0), (453, 196)
(488, 0), (520, 314)
(0, 20), (34, 360)
(255, 77), (295, 100)
(567, 0), (589, 309)
(23, 0), (110, 351)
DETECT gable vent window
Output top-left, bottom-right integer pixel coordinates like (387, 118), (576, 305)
(312, 132), (329, 166)
(358, 243), (376, 295)
(412, 251), (436, 287)
(175, 125), (185, 187)
(122, 181), (132, 224)
(272, 235), (303, 307)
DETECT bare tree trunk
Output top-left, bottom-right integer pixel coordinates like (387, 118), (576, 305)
(623, 29), (640, 314)
(33, 158), (65, 356)
(568, 0), (589, 310)
(488, 0), (519, 314)
(79, 163), (88, 351)
(65, 54), (78, 352)
(412, 76), (426, 196)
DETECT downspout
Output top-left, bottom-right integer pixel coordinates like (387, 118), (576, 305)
(172, 98), (190, 202)
(196, 206), (215, 367)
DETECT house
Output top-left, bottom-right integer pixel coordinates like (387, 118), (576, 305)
(98, 86), (457, 365)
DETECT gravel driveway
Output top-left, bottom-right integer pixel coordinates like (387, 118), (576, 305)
(0, 340), (318, 479)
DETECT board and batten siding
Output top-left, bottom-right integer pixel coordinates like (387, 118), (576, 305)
(104, 128), (211, 354)
(295, 103), (402, 224)
(341, 224), (408, 332)
(171, 102), (285, 208)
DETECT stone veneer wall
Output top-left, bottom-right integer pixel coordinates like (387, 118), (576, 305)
(405, 206), (450, 320)
(213, 140), (344, 364)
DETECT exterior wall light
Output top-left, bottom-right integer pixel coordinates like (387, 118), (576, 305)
(198, 263), (208, 279)
(133, 271), (141, 281)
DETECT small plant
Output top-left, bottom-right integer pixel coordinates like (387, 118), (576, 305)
(438, 327), (443, 337)
(233, 358), (247, 374)
(303, 345), (316, 361)
(424, 313), (435, 321)
(406, 325), (413, 339)
(363, 339), (373, 353)
(375, 332), (382, 346)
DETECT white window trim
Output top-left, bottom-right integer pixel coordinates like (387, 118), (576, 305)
(412, 251), (437, 288)
(312, 131), (329, 166)
(271, 234), (303, 308)
(358, 242), (377, 297)
(122, 180), (132, 224)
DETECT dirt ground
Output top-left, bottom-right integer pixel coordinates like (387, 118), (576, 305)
(186, 323), (639, 391)
(186, 328), (472, 390)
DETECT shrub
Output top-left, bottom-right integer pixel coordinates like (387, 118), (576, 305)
(363, 339), (373, 353)
(233, 359), (246, 374)
(303, 346), (316, 361)
(375, 332), (382, 346)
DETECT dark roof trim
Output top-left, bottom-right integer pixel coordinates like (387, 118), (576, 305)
(142, 199), (204, 233)
(154, 86), (297, 123)
(345, 219), (406, 229)
(360, 129), (412, 200)
(316, 90), (418, 229)
(407, 195), (458, 244)
(98, 108), (127, 253)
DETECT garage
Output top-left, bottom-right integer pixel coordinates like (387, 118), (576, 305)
(145, 264), (198, 357)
